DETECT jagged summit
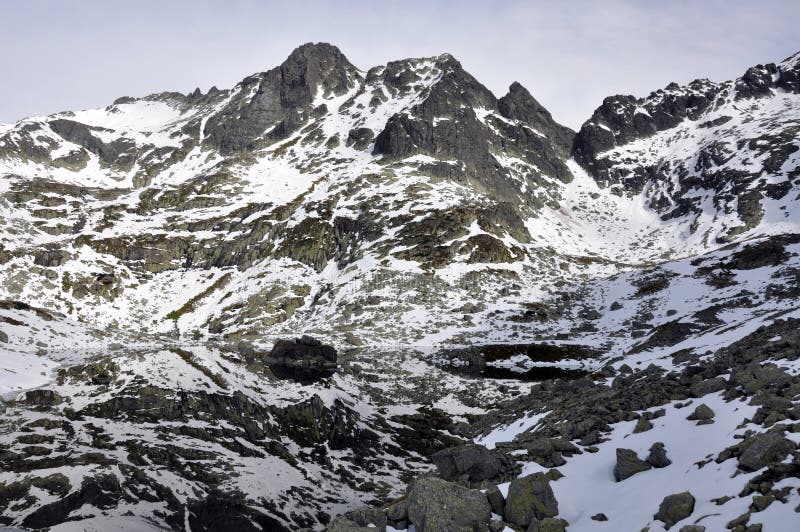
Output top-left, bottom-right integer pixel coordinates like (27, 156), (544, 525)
(498, 81), (575, 156)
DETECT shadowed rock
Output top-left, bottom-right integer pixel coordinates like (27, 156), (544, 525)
(614, 448), (651, 481)
(266, 335), (337, 382)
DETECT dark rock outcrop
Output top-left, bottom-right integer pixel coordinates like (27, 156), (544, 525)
(203, 43), (360, 154)
(614, 448), (651, 481)
(266, 335), (338, 381)
(647, 442), (672, 468)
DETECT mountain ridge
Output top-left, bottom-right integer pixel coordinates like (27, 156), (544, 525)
(0, 42), (799, 532)
(0, 43), (798, 346)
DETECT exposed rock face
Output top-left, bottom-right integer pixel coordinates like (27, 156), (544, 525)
(498, 82), (575, 157)
(373, 54), (573, 205)
(572, 51), (800, 242)
(203, 42), (360, 154)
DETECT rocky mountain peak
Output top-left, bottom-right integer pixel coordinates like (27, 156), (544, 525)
(201, 42), (361, 154)
(498, 82), (575, 156)
(278, 41), (361, 98)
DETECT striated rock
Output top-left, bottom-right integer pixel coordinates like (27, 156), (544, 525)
(22, 389), (62, 407)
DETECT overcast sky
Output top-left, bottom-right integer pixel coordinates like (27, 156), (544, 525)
(1, 0), (798, 129)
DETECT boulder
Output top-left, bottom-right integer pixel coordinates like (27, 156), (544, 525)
(687, 403), (715, 422)
(405, 477), (492, 532)
(647, 442), (672, 468)
(738, 432), (796, 472)
(654, 492), (695, 529)
(0, 330), (7, 343)
(614, 448), (651, 481)
(633, 416), (653, 433)
(504, 473), (559, 528)
(431, 444), (503, 483)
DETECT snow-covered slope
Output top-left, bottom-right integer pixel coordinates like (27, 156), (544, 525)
(0, 43), (799, 531)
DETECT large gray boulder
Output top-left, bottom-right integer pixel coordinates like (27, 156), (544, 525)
(504, 473), (559, 528)
(614, 448), (651, 481)
(431, 444), (503, 483)
(405, 477), (492, 532)
(738, 432), (796, 472)
(654, 491), (695, 529)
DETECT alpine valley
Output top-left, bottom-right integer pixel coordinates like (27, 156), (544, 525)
(1, 42), (800, 531)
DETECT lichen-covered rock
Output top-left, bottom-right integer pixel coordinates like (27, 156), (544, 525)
(654, 491), (695, 529)
(405, 477), (492, 532)
(687, 403), (715, 422)
(504, 473), (559, 528)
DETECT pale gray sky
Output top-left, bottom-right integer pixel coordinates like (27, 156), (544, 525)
(1, 0), (798, 129)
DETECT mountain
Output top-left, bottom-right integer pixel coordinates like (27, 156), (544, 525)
(0, 43), (799, 531)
